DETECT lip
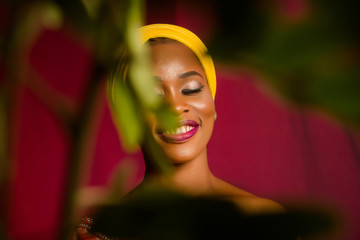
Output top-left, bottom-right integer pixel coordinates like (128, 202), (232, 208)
(157, 119), (199, 143)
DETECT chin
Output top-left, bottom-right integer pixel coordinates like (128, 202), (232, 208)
(156, 130), (212, 164)
(163, 146), (205, 164)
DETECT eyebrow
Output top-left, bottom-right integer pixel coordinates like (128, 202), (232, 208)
(153, 71), (204, 82)
(179, 71), (203, 79)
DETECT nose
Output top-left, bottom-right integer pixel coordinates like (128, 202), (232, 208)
(165, 91), (190, 114)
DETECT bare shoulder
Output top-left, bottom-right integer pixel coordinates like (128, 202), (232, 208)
(233, 195), (286, 215)
(210, 176), (286, 215)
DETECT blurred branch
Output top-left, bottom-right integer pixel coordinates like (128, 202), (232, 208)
(54, 0), (127, 238)
(58, 62), (107, 240)
(1, 0), (177, 238)
(57, 0), (176, 238)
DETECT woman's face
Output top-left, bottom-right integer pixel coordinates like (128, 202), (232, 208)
(149, 39), (216, 163)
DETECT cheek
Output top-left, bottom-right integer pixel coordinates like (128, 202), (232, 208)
(191, 96), (215, 121)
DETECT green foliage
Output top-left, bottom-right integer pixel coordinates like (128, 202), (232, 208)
(153, 103), (179, 132)
(208, 0), (360, 130)
(1, 0), (179, 237)
(112, 80), (144, 150)
(124, 0), (161, 108)
(0, 0), (350, 239)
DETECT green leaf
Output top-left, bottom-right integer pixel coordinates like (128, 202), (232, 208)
(154, 104), (179, 132)
(125, 0), (160, 108)
(80, 0), (101, 19)
(40, 2), (63, 30)
(112, 80), (143, 151)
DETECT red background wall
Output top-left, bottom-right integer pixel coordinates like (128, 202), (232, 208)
(4, 1), (360, 239)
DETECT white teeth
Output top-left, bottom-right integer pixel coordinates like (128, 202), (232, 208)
(180, 126), (186, 133)
(164, 125), (194, 135)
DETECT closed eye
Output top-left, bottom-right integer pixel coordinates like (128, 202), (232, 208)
(182, 85), (204, 95)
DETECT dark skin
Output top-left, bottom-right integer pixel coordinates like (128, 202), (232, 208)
(142, 39), (285, 215)
(73, 38), (285, 240)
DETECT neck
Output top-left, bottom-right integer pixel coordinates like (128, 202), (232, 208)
(142, 149), (215, 195)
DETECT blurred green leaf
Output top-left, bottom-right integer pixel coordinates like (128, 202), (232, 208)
(126, 0), (160, 108)
(81, 0), (101, 19)
(142, 129), (174, 175)
(128, 56), (160, 108)
(154, 103), (179, 132)
(105, 0), (175, 174)
(40, 2), (63, 29)
(125, 0), (145, 54)
(105, 158), (137, 203)
(0, 0), (177, 239)
(112, 80), (143, 150)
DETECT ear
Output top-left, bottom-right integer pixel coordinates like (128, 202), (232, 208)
(214, 111), (217, 121)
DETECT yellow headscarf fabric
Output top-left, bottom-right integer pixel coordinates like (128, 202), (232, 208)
(139, 24), (217, 99)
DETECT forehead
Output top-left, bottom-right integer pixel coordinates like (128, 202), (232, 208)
(148, 38), (203, 70)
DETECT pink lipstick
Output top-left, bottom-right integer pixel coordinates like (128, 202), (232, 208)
(157, 120), (199, 143)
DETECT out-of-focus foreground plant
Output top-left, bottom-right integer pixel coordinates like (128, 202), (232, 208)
(208, 0), (360, 132)
(0, 0), (176, 239)
(0, 0), (343, 239)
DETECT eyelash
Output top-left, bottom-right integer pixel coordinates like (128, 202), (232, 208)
(182, 85), (204, 95)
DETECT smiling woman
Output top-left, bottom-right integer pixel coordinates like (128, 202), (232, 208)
(148, 37), (215, 165)
(73, 24), (285, 240)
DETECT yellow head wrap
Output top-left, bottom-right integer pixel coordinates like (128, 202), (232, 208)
(139, 24), (217, 99)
